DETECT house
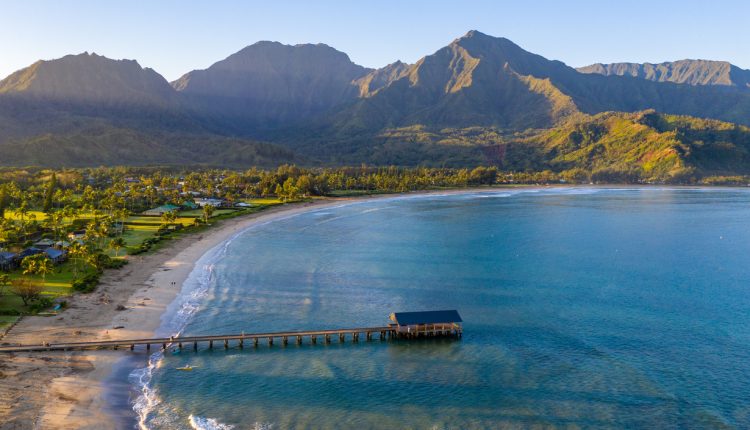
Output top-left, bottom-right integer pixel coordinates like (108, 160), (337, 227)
(68, 230), (86, 241)
(0, 252), (18, 271)
(143, 204), (181, 216)
(18, 247), (45, 260)
(181, 201), (199, 210)
(33, 238), (56, 249)
(55, 240), (71, 249)
(389, 310), (463, 337)
(45, 248), (67, 264)
(194, 198), (226, 207)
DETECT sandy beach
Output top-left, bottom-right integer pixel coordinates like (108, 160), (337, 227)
(0, 198), (355, 430)
(0, 187), (521, 429)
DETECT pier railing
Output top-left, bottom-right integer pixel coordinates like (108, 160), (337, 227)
(0, 323), (462, 353)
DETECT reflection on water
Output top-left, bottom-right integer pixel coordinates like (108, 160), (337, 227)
(137, 188), (750, 429)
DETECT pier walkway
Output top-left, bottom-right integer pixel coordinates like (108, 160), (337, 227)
(0, 323), (462, 353)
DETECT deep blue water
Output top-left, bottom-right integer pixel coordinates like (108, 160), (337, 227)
(133, 188), (750, 429)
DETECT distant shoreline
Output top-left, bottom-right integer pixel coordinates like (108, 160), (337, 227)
(1, 184), (747, 428)
(0, 187), (520, 428)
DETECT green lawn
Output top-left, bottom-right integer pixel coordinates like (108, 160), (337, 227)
(126, 215), (196, 226)
(246, 198), (283, 205)
(177, 208), (236, 217)
(0, 260), (91, 314)
(0, 200), (282, 314)
(0, 315), (19, 334)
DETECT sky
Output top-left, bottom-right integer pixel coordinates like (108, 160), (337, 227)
(2, 0), (749, 81)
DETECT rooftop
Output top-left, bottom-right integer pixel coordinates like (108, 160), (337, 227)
(390, 310), (462, 326)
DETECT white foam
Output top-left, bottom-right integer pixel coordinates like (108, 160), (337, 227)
(130, 239), (231, 429)
(188, 415), (236, 430)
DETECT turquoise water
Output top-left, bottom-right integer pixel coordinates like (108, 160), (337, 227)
(133, 188), (750, 429)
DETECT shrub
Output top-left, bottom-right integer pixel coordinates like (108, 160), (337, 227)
(28, 297), (54, 314)
(94, 253), (127, 269)
(72, 272), (100, 293)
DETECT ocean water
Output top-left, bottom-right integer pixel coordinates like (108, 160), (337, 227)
(130, 188), (750, 429)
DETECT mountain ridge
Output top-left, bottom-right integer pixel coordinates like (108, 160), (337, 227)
(1, 31), (750, 175)
(578, 60), (750, 89)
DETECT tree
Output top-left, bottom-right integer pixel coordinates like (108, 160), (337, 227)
(21, 255), (39, 278)
(0, 185), (7, 219)
(202, 205), (215, 224)
(68, 241), (86, 278)
(0, 274), (10, 297)
(110, 237), (125, 257)
(161, 210), (177, 225)
(43, 173), (57, 213)
(10, 278), (43, 306)
(21, 254), (53, 286)
(36, 257), (54, 286)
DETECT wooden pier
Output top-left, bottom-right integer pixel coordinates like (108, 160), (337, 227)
(0, 323), (462, 354)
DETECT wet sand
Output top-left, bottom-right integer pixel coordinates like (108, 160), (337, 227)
(0, 199), (350, 430)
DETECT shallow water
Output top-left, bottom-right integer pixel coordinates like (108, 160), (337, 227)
(133, 188), (750, 429)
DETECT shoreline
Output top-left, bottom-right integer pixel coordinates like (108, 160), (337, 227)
(0, 187), (507, 430)
(0, 197), (363, 430)
(0, 184), (737, 429)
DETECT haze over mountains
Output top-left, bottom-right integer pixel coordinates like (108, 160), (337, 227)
(1, 30), (750, 179)
(578, 60), (750, 89)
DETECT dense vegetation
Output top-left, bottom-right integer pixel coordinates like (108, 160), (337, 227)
(4, 32), (750, 171)
(0, 163), (747, 331)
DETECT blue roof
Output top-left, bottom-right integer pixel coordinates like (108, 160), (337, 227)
(45, 248), (64, 259)
(0, 252), (17, 260)
(19, 247), (44, 257)
(391, 310), (462, 325)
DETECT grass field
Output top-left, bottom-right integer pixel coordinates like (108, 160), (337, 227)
(126, 215), (196, 225)
(246, 198), (283, 205)
(0, 260), (94, 314)
(177, 209), (236, 217)
(0, 200), (282, 316)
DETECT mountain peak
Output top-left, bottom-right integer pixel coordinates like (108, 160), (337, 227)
(171, 41), (371, 123)
(0, 52), (175, 105)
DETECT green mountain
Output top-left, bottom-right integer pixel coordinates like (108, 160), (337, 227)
(349, 110), (750, 180)
(1, 31), (750, 175)
(0, 52), (296, 166)
(507, 110), (750, 180)
(578, 60), (750, 89)
(0, 128), (297, 168)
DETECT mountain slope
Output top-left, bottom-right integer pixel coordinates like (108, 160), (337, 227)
(0, 52), (177, 105)
(0, 127), (298, 167)
(172, 41), (371, 126)
(328, 31), (584, 137)
(506, 110), (750, 179)
(578, 60), (750, 89)
(0, 52), (212, 147)
(2, 33), (750, 172)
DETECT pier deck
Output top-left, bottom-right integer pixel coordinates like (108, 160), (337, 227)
(0, 323), (462, 353)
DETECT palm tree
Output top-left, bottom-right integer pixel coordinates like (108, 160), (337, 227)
(68, 241), (85, 278)
(202, 205), (215, 224)
(115, 208), (129, 236)
(110, 237), (125, 257)
(21, 255), (39, 278)
(36, 257), (54, 287)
